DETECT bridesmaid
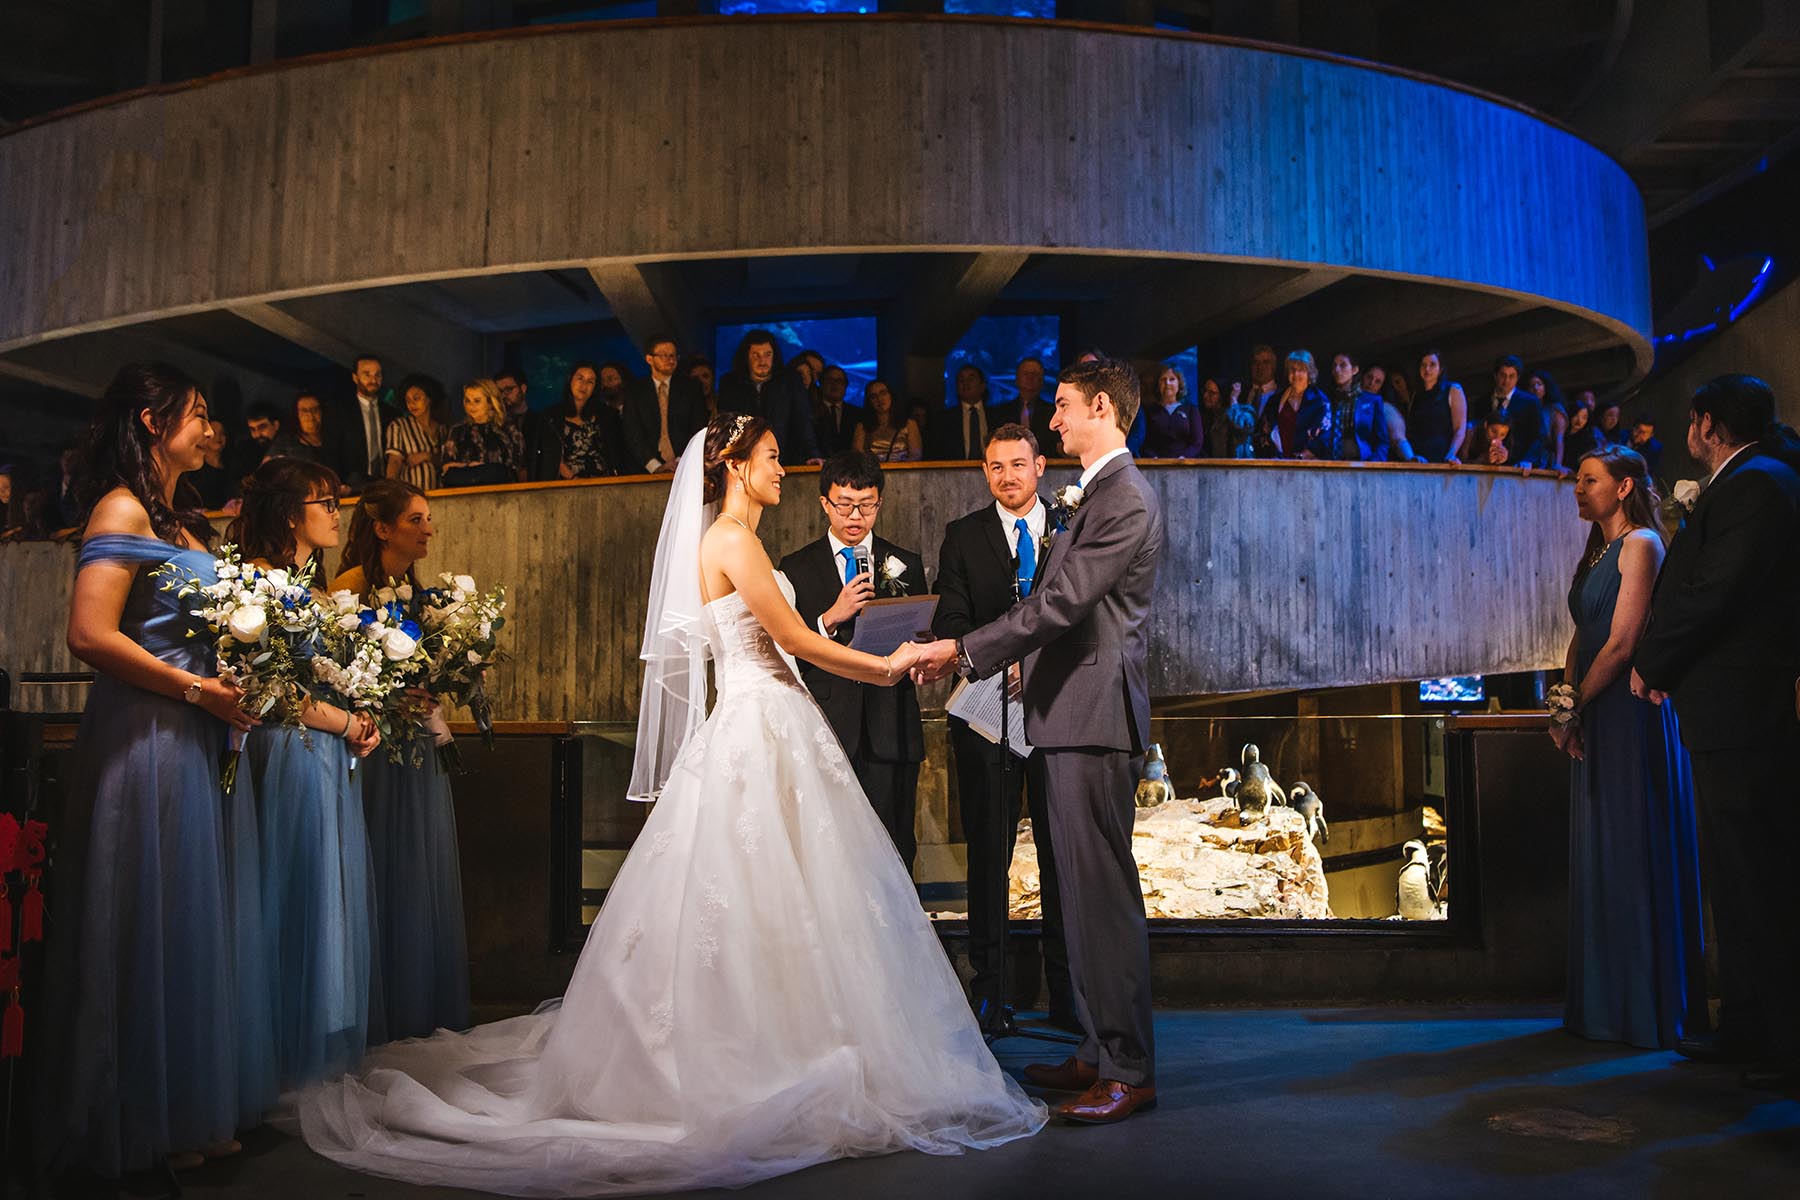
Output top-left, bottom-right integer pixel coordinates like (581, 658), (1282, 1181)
(40, 363), (261, 1177)
(1553, 445), (1704, 1048)
(334, 479), (471, 1041)
(229, 457), (384, 1086)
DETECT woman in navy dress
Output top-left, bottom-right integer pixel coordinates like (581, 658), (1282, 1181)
(333, 479), (471, 1041)
(1554, 445), (1704, 1048)
(39, 363), (263, 1177)
(230, 456), (384, 1086)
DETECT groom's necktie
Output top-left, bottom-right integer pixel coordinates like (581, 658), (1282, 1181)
(839, 546), (857, 583)
(1014, 518), (1036, 598)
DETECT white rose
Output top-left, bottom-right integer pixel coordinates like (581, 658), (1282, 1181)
(396, 583), (414, 601)
(478, 620), (491, 639)
(467, 650), (484, 665)
(264, 568), (289, 589)
(882, 555), (906, 579)
(237, 589), (257, 608)
(382, 627), (418, 661)
(226, 605), (268, 643)
(1673, 479), (1701, 507)
(329, 589), (359, 613)
(336, 612), (363, 632)
(375, 586), (397, 605)
(453, 574), (477, 594)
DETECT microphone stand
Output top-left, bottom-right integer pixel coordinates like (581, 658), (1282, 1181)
(982, 552), (1078, 1048)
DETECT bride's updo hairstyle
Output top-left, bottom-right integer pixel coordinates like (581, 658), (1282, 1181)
(703, 412), (772, 504)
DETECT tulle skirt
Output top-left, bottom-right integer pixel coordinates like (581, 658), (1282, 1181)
(246, 724), (378, 1086)
(361, 734), (469, 1042)
(298, 677), (1045, 1196)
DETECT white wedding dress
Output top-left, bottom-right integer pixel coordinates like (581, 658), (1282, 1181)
(296, 573), (1046, 1197)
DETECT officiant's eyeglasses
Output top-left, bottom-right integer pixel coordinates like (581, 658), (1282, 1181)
(303, 497), (341, 514)
(826, 500), (882, 517)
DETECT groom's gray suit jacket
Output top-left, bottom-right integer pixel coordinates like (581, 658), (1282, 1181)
(961, 453), (1162, 751)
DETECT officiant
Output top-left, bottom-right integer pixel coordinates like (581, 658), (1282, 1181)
(781, 451), (927, 874)
(932, 424), (1078, 1033)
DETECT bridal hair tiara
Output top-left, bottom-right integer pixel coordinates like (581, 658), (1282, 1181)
(723, 412), (754, 454)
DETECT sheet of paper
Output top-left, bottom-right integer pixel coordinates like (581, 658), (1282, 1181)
(845, 595), (940, 656)
(945, 673), (1033, 758)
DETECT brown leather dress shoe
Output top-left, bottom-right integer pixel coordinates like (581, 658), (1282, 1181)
(1057, 1079), (1158, 1124)
(1021, 1056), (1099, 1092)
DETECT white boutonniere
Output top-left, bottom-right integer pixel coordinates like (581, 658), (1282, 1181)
(1672, 479), (1701, 510)
(879, 553), (910, 596)
(1052, 482), (1086, 516)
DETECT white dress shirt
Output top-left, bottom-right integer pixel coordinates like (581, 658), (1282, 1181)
(1078, 446), (1131, 491)
(820, 530), (875, 636)
(1707, 442), (1757, 488)
(998, 497), (1046, 555)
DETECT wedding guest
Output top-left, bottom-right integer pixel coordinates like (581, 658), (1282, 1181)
(227, 402), (281, 493)
(622, 334), (704, 474)
(442, 379), (526, 486)
(1409, 351), (1467, 463)
(1553, 446), (1702, 1049)
(530, 362), (614, 481)
(1322, 353), (1390, 461)
(1630, 419), (1664, 476)
(1196, 377), (1229, 459)
(681, 353), (718, 421)
(1633, 374), (1800, 1086)
(1141, 364), (1205, 458)
(1596, 396), (1623, 440)
(813, 364), (856, 455)
(293, 392), (335, 469)
(1479, 355), (1547, 466)
(494, 368), (543, 466)
(1240, 343), (1279, 416)
(229, 457), (383, 1086)
(1530, 369), (1569, 472)
(779, 451), (926, 873)
(1365, 365), (1424, 463)
(40, 363), (261, 1178)
(384, 375), (445, 491)
(1326, 352), (1362, 454)
(717, 330), (819, 464)
(1462, 412), (1514, 465)
(1563, 390), (1606, 470)
(1006, 356), (1060, 457)
(335, 354), (395, 489)
(932, 424), (1077, 1035)
(596, 362), (629, 423)
(336, 480), (470, 1042)
(851, 378), (922, 461)
(54, 443), (83, 528)
(1259, 349), (1332, 459)
(926, 364), (1010, 461)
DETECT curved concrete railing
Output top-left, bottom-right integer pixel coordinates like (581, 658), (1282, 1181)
(1, 461), (1585, 719)
(0, 15), (1649, 365)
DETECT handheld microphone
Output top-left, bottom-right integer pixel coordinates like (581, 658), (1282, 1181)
(1010, 554), (1022, 605)
(853, 543), (873, 584)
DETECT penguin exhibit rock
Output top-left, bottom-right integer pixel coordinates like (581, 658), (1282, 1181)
(1289, 781), (1328, 845)
(1397, 838), (1438, 920)
(1235, 743), (1286, 820)
(1135, 743), (1176, 809)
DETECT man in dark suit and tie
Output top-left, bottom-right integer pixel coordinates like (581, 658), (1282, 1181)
(1472, 354), (1547, 467)
(1004, 357), (1061, 459)
(926, 364), (1012, 461)
(620, 334), (706, 473)
(933, 422), (1077, 1035)
(1633, 374), (1800, 1086)
(334, 353), (398, 488)
(780, 451), (927, 872)
(813, 364), (856, 455)
(914, 357), (1164, 1125)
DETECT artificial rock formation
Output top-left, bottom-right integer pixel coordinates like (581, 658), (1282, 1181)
(1008, 796), (1333, 920)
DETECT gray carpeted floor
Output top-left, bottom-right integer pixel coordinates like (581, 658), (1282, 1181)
(152, 1006), (1800, 1200)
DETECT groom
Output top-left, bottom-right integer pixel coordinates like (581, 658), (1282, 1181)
(915, 357), (1163, 1124)
(1631, 374), (1800, 1086)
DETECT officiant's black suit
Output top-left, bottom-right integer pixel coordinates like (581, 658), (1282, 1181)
(933, 500), (1076, 1022)
(1637, 445), (1800, 1063)
(780, 536), (926, 873)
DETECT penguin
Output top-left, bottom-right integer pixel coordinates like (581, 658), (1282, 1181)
(1134, 743), (1176, 809)
(1216, 767), (1242, 807)
(1397, 838), (1435, 920)
(1290, 781), (1328, 845)
(1236, 744), (1285, 820)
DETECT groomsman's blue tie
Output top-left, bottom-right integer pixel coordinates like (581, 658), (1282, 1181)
(1015, 518), (1035, 598)
(840, 546), (857, 584)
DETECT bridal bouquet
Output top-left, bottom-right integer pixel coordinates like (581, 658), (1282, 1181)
(416, 573), (508, 770)
(155, 546), (321, 792)
(313, 582), (434, 765)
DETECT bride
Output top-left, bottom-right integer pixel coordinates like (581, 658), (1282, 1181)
(296, 415), (1046, 1196)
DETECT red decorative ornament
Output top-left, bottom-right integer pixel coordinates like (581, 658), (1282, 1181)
(20, 875), (43, 944)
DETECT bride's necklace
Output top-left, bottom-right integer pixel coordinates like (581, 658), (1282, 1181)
(721, 510), (753, 533)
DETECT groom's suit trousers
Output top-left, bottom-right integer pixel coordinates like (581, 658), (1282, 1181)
(1041, 746), (1154, 1086)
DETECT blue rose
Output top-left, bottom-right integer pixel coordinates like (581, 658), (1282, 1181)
(358, 609), (378, 627)
(400, 619), (422, 640)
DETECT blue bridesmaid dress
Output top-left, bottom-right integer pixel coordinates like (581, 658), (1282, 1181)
(1565, 537), (1706, 1048)
(245, 687), (378, 1085)
(39, 534), (276, 1175)
(362, 730), (470, 1041)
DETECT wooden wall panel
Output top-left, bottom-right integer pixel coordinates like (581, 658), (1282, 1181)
(0, 463), (1584, 719)
(0, 18), (1648, 360)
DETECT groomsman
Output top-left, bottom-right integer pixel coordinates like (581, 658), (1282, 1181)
(621, 333), (705, 473)
(933, 423), (1078, 1033)
(781, 451), (927, 873)
(1633, 373), (1800, 1087)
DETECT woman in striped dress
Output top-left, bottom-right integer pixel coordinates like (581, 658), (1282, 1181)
(384, 375), (444, 492)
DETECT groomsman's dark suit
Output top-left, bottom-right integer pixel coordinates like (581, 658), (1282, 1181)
(962, 451), (1164, 1087)
(813, 397), (857, 456)
(332, 391), (399, 488)
(619, 373), (706, 473)
(781, 535), (927, 872)
(1637, 440), (1800, 1064)
(926, 401), (1014, 461)
(718, 370), (820, 464)
(934, 499), (1076, 1024)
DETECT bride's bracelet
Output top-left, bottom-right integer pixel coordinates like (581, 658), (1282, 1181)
(1546, 682), (1580, 727)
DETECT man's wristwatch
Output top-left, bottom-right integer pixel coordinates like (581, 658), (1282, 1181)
(182, 678), (204, 705)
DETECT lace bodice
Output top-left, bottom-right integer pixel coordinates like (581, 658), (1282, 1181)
(704, 572), (805, 696)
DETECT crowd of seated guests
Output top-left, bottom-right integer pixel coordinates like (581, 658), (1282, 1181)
(0, 333), (1653, 542)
